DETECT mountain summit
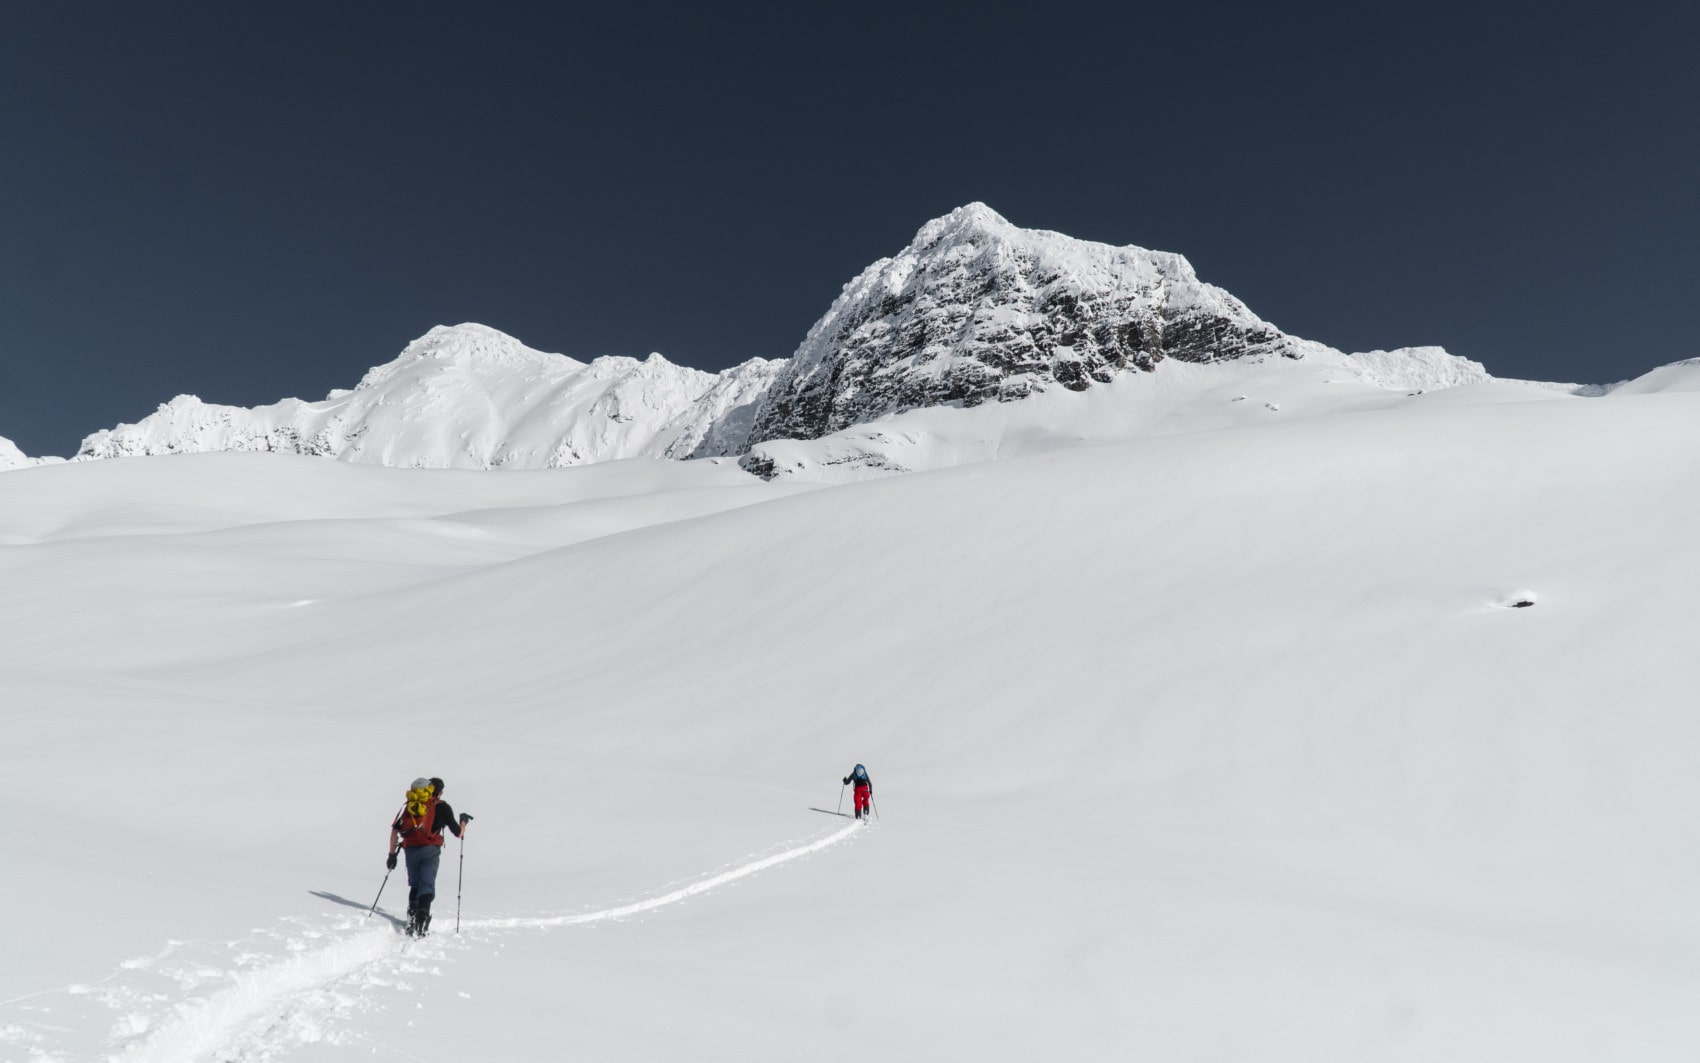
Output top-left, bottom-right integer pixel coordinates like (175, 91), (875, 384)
(746, 203), (1326, 444)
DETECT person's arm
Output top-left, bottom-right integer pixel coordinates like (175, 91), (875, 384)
(387, 822), (400, 868)
(436, 801), (463, 838)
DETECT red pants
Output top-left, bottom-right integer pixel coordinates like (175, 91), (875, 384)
(853, 784), (871, 817)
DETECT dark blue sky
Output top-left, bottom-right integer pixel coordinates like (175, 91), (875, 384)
(3, 2), (1697, 455)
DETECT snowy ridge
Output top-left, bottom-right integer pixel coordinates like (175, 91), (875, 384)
(10, 205), (1687, 480)
(1598, 356), (1700, 395)
(73, 324), (782, 469)
(0, 434), (27, 469)
(0, 434), (63, 470)
(13, 205), (1494, 475)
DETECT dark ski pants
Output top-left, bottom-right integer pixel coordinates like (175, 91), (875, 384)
(404, 844), (442, 908)
(853, 784), (871, 817)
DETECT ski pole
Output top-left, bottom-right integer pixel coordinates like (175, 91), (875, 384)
(368, 866), (392, 919)
(456, 814), (473, 933)
(871, 796), (880, 822)
(837, 783), (846, 815)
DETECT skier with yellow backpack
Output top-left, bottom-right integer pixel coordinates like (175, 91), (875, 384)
(386, 777), (471, 936)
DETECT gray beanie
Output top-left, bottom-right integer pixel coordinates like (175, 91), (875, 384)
(411, 777), (431, 790)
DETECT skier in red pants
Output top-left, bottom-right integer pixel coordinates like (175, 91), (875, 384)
(842, 764), (873, 820)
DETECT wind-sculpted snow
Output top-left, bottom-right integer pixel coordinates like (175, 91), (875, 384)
(72, 323), (782, 469)
(1343, 345), (1491, 391)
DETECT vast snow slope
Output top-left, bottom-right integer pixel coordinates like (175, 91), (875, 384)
(3, 379), (1699, 1061)
(73, 323), (781, 468)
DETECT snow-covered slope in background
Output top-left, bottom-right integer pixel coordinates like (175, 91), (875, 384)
(73, 324), (781, 469)
(3, 380), (1699, 1061)
(1604, 356), (1700, 395)
(742, 346), (1522, 482)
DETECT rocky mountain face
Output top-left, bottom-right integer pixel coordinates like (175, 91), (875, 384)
(74, 324), (781, 470)
(746, 203), (1329, 446)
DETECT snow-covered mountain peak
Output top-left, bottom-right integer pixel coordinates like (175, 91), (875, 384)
(72, 324), (778, 468)
(908, 200), (1193, 280)
(353, 322), (585, 394)
(747, 204), (1314, 445)
(910, 200), (1018, 248)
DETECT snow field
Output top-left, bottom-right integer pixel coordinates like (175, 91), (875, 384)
(3, 381), (1700, 1059)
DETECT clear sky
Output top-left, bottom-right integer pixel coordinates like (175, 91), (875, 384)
(3, 2), (1696, 456)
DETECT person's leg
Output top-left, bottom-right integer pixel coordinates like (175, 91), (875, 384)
(403, 846), (420, 917)
(414, 846), (442, 933)
(404, 847), (438, 933)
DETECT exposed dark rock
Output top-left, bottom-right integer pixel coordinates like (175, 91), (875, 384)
(747, 203), (1317, 446)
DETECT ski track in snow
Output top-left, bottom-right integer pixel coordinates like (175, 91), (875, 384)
(467, 819), (863, 930)
(4, 822), (862, 1063)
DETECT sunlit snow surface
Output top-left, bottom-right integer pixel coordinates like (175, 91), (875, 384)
(4, 367), (1700, 1060)
(71, 323), (781, 468)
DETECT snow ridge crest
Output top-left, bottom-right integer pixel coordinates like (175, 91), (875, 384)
(73, 324), (781, 469)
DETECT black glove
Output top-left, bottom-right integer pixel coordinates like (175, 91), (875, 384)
(386, 851), (397, 870)
(460, 813), (473, 824)
(842, 777), (850, 785)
